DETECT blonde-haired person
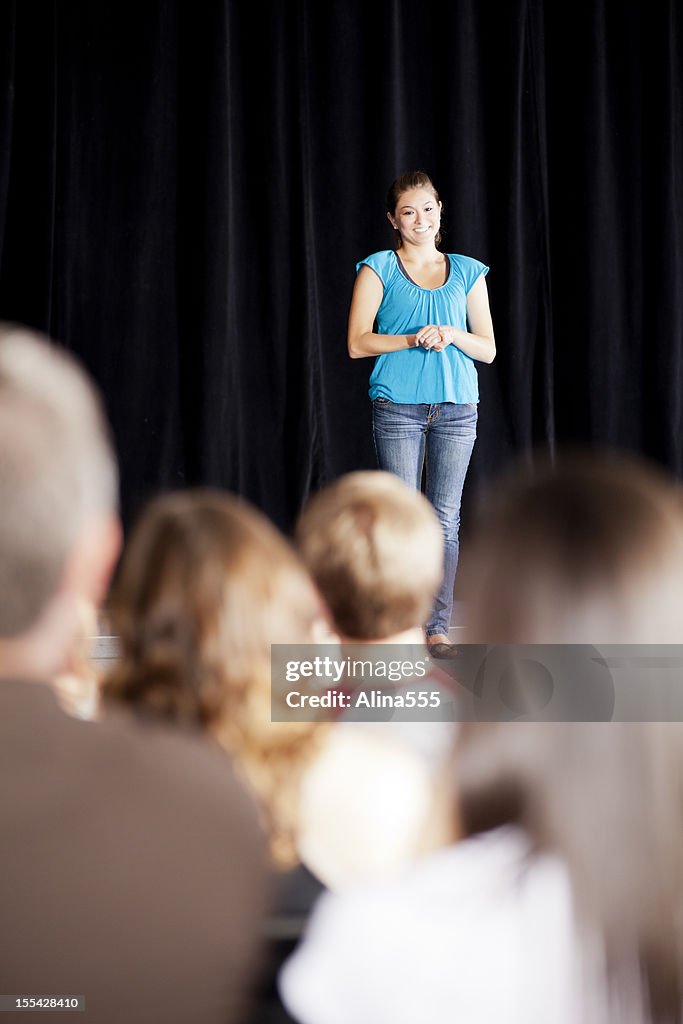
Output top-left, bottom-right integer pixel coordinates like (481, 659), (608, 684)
(104, 488), (330, 868)
(294, 471), (458, 889)
(281, 454), (683, 1024)
(296, 470), (444, 643)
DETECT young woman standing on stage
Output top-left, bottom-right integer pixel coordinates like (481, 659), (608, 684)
(347, 171), (495, 650)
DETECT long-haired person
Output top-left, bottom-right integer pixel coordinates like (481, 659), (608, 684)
(347, 170), (495, 651)
(104, 489), (328, 868)
(281, 455), (683, 1024)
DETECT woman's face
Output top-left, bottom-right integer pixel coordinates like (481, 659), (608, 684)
(388, 187), (442, 246)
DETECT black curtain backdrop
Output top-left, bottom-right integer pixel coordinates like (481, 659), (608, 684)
(0, 0), (681, 535)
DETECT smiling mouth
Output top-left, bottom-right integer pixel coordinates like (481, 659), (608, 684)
(415, 227), (431, 233)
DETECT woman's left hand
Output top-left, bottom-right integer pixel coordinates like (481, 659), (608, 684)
(415, 325), (451, 351)
(436, 326), (456, 350)
(418, 280), (496, 363)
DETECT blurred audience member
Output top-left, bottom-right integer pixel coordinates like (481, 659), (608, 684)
(294, 471), (457, 888)
(104, 488), (329, 869)
(297, 470), (444, 647)
(281, 455), (683, 1024)
(462, 454), (683, 643)
(0, 326), (264, 1024)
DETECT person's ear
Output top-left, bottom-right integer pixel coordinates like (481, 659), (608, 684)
(387, 211), (397, 231)
(63, 515), (122, 610)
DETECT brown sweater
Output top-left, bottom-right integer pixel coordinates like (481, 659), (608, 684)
(0, 678), (265, 1023)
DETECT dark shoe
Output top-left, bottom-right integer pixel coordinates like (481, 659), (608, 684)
(428, 642), (458, 660)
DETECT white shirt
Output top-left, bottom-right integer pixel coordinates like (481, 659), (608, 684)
(281, 828), (606, 1024)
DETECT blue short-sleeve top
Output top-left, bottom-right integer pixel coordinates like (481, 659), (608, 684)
(356, 249), (489, 404)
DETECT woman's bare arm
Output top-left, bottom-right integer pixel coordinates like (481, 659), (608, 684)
(347, 266), (418, 358)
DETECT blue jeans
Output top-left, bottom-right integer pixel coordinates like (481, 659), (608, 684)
(372, 399), (477, 637)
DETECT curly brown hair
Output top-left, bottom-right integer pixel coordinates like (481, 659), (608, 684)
(104, 489), (328, 866)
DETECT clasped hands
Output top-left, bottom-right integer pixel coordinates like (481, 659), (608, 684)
(414, 325), (455, 352)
